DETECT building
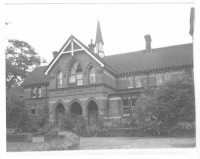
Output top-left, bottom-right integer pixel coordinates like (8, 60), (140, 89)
(21, 20), (193, 125)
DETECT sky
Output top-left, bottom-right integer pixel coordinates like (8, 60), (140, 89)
(5, 2), (194, 64)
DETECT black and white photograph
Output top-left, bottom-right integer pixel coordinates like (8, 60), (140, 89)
(3, 0), (199, 157)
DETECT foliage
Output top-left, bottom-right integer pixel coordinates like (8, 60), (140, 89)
(6, 96), (33, 132)
(35, 106), (49, 128)
(133, 73), (195, 136)
(6, 39), (46, 91)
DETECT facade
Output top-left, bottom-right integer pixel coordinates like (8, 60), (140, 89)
(21, 21), (193, 125)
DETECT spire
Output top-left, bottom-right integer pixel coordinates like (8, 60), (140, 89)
(95, 20), (104, 45)
(95, 20), (105, 58)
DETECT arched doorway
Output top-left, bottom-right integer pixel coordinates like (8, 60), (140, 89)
(54, 103), (65, 125)
(70, 101), (82, 115)
(87, 100), (99, 125)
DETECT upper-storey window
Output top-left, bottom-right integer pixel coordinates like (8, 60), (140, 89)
(31, 87), (37, 98)
(31, 87), (41, 98)
(89, 66), (95, 84)
(56, 70), (63, 88)
(69, 61), (83, 86)
(164, 72), (171, 82)
(156, 73), (163, 85)
(127, 76), (134, 88)
(135, 76), (142, 88)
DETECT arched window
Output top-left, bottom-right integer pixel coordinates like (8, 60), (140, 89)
(164, 72), (171, 82)
(127, 76), (133, 88)
(69, 61), (83, 86)
(89, 66), (95, 84)
(156, 73), (163, 85)
(56, 70), (63, 88)
(135, 76), (142, 88)
(37, 87), (41, 97)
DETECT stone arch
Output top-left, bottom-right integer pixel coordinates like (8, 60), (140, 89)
(53, 100), (66, 125)
(66, 58), (84, 73)
(86, 62), (96, 71)
(68, 99), (83, 116)
(54, 67), (63, 76)
(86, 98), (100, 125)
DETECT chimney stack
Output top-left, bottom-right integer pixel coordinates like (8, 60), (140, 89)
(144, 34), (152, 53)
(53, 51), (59, 58)
(88, 39), (95, 53)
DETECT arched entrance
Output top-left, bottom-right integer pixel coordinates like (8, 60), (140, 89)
(70, 101), (82, 115)
(54, 103), (65, 125)
(87, 100), (99, 125)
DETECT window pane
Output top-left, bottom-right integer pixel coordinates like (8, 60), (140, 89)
(131, 98), (137, 106)
(37, 87), (41, 97)
(135, 76), (142, 88)
(89, 74), (95, 83)
(164, 72), (171, 81)
(69, 75), (76, 83)
(90, 67), (95, 74)
(123, 99), (128, 106)
(71, 66), (76, 74)
(32, 88), (37, 98)
(77, 79), (83, 86)
(76, 64), (82, 73)
(127, 77), (133, 88)
(156, 73), (163, 85)
(77, 73), (83, 80)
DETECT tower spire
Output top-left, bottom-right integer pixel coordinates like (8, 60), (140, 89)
(95, 20), (104, 58)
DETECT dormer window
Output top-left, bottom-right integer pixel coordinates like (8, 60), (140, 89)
(56, 70), (63, 88)
(89, 66), (95, 84)
(164, 72), (171, 82)
(156, 73), (163, 85)
(31, 87), (37, 98)
(69, 61), (83, 86)
(37, 87), (41, 97)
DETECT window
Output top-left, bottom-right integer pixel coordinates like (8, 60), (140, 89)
(123, 99), (130, 116)
(56, 70), (63, 88)
(89, 66), (96, 84)
(31, 87), (37, 98)
(69, 61), (83, 86)
(164, 72), (171, 82)
(156, 73), (163, 85)
(135, 76), (142, 88)
(127, 76), (134, 88)
(37, 87), (41, 97)
(30, 109), (36, 115)
(131, 98), (137, 115)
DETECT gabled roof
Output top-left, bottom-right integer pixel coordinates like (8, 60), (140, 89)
(96, 20), (104, 45)
(104, 43), (193, 74)
(21, 65), (49, 86)
(44, 35), (117, 75)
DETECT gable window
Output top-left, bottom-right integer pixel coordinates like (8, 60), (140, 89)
(164, 72), (171, 82)
(69, 61), (83, 86)
(89, 66), (96, 84)
(127, 76), (134, 88)
(56, 70), (63, 88)
(31, 87), (37, 98)
(135, 76), (142, 88)
(156, 73), (163, 85)
(123, 99), (130, 116)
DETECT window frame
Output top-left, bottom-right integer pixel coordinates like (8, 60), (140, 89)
(156, 73), (163, 86)
(135, 76), (142, 88)
(89, 66), (96, 84)
(69, 61), (83, 86)
(56, 70), (63, 88)
(164, 72), (171, 82)
(127, 76), (134, 88)
(122, 99), (130, 116)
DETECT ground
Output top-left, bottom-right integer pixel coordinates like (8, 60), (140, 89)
(80, 137), (196, 150)
(7, 137), (195, 151)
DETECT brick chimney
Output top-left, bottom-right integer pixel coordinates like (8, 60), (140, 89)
(88, 39), (95, 53)
(52, 51), (59, 58)
(144, 34), (152, 53)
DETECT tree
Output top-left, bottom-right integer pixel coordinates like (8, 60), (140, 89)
(6, 39), (46, 91)
(134, 73), (195, 136)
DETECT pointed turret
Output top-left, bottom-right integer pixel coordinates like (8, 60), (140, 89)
(95, 20), (105, 58)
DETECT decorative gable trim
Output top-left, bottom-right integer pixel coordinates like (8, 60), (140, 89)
(44, 35), (104, 75)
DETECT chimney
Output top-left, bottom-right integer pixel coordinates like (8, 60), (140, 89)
(52, 51), (59, 58)
(144, 34), (152, 53)
(88, 39), (95, 53)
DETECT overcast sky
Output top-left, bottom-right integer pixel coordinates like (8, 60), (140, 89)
(5, 2), (194, 64)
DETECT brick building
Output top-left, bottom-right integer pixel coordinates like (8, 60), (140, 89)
(21, 20), (193, 125)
